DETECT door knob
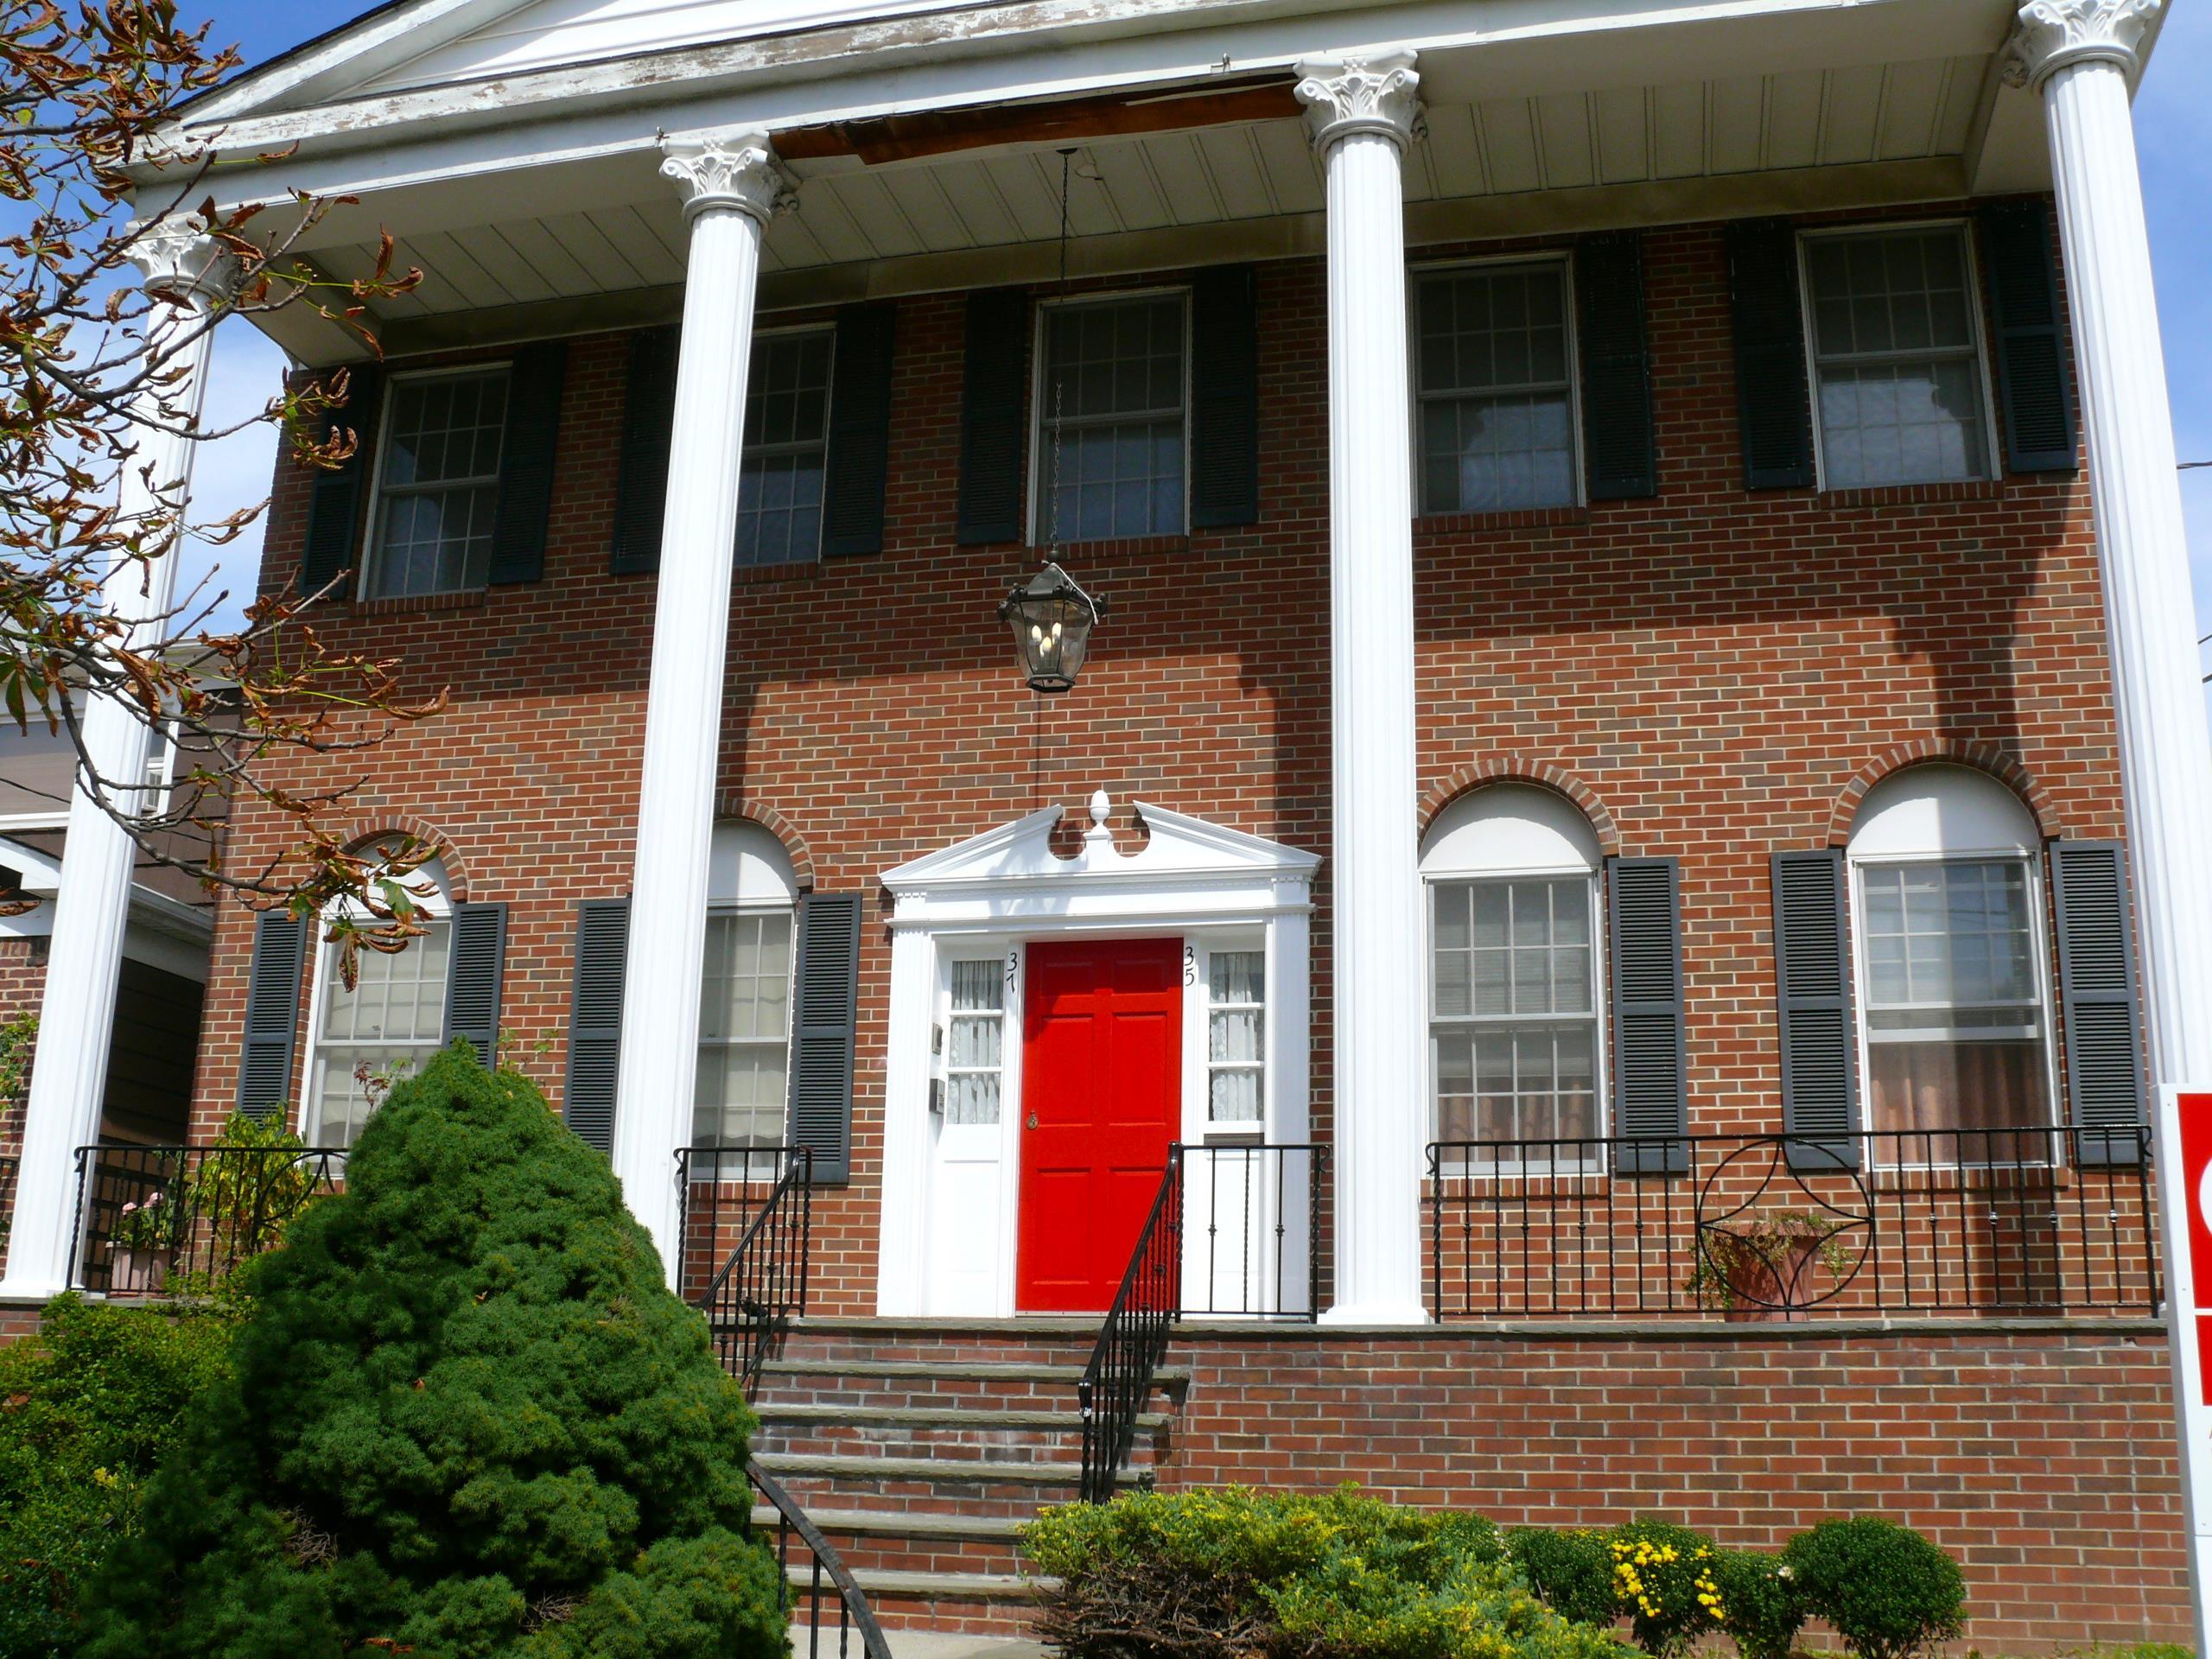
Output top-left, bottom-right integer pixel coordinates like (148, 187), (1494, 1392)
(1027, 1113), (1039, 1129)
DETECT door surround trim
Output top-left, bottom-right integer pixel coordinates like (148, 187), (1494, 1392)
(875, 792), (1319, 1317)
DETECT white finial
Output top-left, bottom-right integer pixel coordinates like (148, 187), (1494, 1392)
(1090, 789), (1111, 830)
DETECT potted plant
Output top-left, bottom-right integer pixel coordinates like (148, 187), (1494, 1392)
(108, 1187), (182, 1294)
(1689, 1210), (1857, 1321)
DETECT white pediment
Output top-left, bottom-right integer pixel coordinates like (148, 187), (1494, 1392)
(883, 793), (1319, 898)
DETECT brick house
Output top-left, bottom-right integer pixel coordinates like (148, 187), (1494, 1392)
(3, 0), (2207, 1643)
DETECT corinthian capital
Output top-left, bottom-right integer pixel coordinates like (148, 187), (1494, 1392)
(659, 130), (794, 224)
(1294, 51), (1423, 153)
(2003, 0), (2162, 90)
(124, 213), (237, 302)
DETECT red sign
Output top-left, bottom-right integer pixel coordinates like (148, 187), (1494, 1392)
(2178, 1092), (2212, 1404)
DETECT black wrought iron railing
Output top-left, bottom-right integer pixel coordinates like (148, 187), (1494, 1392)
(1427, 1124), (2159, 1321)
(675, 1144), (802, 1305)
(70, 1143), (343, 1294)
(748, 1460), (893, 1659)
(1078, 1155), (1182, 1503)
(693, 1147), (812, 1393)
(1179, 1142), (1330, 1319)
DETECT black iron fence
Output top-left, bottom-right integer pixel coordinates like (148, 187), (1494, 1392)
(1427, 1124), (2160, 1321)
(748, 1460), (893, 1659)
(69, 1143), (343, 1294)
(1179, 1142), (1328, 1319)
(674, 1145), (801, 1306)
(693, 1148), (812, 1392)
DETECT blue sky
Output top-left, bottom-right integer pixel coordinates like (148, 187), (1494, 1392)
(179, 2), (2212, 656)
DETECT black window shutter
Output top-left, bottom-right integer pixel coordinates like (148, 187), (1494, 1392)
(1576, 233), (1657, 500)
(2052, 840), (2148, 1165)
(300, 363), (384, 603)
(1190, 265), (1261, 528)
(1978, 200), (2078, 474)
(1724, 219), (1815, 491)
(610, 327), (680, 575)
(956, 289), (1029, 545)
(440, 902), (509, 1067)
(823, 303), (899, 558)
(237, 911), (308, 1117)
(788, 892), (862, 1183)
(489, 342), (568, 584)
(1607, 856), (1688, 1172)
(564, 899), (630, 1154)
(1771, 849), (1861, 1169)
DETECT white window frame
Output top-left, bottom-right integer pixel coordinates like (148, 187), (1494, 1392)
(360, 361), (513, 601)
(299, 855), (454, 1147)
(1202, 943), (1267, 1130)
(936, 952), (1011, 1128)
(1027, 286), (1193, 546)
(738, 321), (838, 569)
(1795, 219), (2003, 493)
(1845, 845), (2063, 1169)
(1407, 250), (1586, 517)
(693, 896), (798, 1152)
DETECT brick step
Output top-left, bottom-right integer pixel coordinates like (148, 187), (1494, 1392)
(751, 1382), (1093, 1415)
(772, 1322), (1102, 1370)
(784, 1525), (1034, 1581)
(755, 1404), (1112, 1433)
(771, 1483), (1072, 1523)
(756, 1452), (1112, 1489)
(755, 1507), (1029, 1541)
(755, 1427), (1084, 1465)
(762, 1358), (1192, 1387)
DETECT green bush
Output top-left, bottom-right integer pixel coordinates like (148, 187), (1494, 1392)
(1505, 1529), (1616, 1629)
(1781, 1517), (1963, 1659)
(79, 1043), (785, 1659)
(1603, 1521), (1725, 1658)
(0, 1294), (239, 1658)
(1708, 1549), (1804, 1659)
(1026, 1487), (1621, 1659)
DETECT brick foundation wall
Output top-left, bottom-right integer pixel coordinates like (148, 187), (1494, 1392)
(0, 935), (44, 1163)
(1160, 1320), (2188, 1650)
(189, 201), (2122, 1314)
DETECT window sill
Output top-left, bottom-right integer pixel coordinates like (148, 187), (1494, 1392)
(1817, 480), (2009, 510)
(1414, 505), (1591, 537)
(732, 558), (823, 588)
(351, 588), (489, 617)
(1038, 533), (1192, 561)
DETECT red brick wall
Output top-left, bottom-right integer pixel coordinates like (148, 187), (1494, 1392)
(0, 935), (45, 1163)
(193, 203), (2121, 1313)
(1161, 1322), (2188, 1649)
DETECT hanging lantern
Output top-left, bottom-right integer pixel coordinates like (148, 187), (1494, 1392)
(998, 562), (1106, 694)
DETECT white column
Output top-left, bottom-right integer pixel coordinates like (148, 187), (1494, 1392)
(2007, 1), (2212, 1643)
(1, 222), (233, 1299)
(1295, 54), (1430, 1325)
(613, 133), (787, 1284)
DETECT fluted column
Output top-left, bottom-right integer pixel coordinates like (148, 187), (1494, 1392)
(614, 132), (788, 1283)
(1, 221), (233, 1299)
(2007, 1), (2212, 1642)
(1295, 53), (1430, 1325)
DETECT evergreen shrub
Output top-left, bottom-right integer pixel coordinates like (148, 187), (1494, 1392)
(80, 1044), (785, 1659)
(1780, 1516), (1964, 1659)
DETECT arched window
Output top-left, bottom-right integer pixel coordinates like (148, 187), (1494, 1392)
(694, 822), (798, 1149)
(1421, 785), (1605, 1148)
(306, 854), (454, 1146)
(1847, 766), (2056, 1153)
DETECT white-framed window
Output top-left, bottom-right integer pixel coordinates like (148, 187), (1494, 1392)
(1847, 766), (2056, 1159)
(306, 855), (454, 1147)
(1206, 949), (1264, 1124)
(739, 327), (835, 568)
(1421, 785), (1606, 1152)
(943, 959), (1007, 1125)
(1032, 291), (1189, 543)
(1800, 224), (1998, 490)
(693, 822), (799, 1148)
(1414, 257), (1580, 514)
(365, 365), (511, 599)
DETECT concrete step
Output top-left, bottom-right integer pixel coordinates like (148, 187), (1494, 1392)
(755, 1404), (1107, 1432)
(838, 1569), (1051, 1605)
(755, 1507), (1028, 1541)
(757, 1452), (1116, 1488)
(763, 1358), (1192, 1386)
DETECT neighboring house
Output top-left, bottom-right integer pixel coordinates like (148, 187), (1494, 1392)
(2, 0), (2205, 1642)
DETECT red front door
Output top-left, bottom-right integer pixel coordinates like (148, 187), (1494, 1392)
(1016, 938), (1183, 1313)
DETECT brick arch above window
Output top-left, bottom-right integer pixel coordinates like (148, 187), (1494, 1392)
(333, 816), (472, 902)
(1825, 741), (2063, 848)
(1417, 760), (1623, 857)
(709, 793), (817, 893)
